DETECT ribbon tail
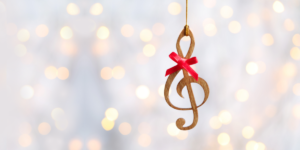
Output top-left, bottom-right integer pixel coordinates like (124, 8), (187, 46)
(182, 64), (198, 81)
(186, 57), (198, 65)
(165, 65), (182, 76)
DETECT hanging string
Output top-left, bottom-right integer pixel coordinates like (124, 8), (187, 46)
(184, 0), (189, 36)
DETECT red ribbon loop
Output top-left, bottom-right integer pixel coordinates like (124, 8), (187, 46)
(165, 52), (199, 81)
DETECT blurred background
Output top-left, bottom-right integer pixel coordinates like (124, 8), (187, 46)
(0, 0), (300, 149)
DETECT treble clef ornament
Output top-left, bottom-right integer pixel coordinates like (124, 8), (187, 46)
(164, 26), (210, 130)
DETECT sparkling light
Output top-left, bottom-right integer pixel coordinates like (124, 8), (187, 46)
(228, 21), (241, 33)
(203, 18), (217, 36)
(292, 104), (300, 119)
(102, 118), (114, 131)
(87, 139), (101, 150)
(119, 122), (131, 135)
(100, 67), (112, 80)
(136, 85), (150, 99)
(60, 26), (73, 39)
(293, 83), (300, 96)
(264, 105), (277, 118)
(112, 66), (125, 79)
(51, 108), (65, 121)
(217, 133), (230, 146)
(18, 134), (32, 147)
(167, 123), (180, 136)
(45, 66), (58, 79)
(282, 62), (296, 77)
(140, 29), (153, 42)
(105, 108), (118, 121)
(20, 85), (34, 99)
(90, 3), (103, 15)
(35, 24), (49, 37)
(203, 0), (216, 8)
(67, 3), (80, 15)
(247, 13), (260, 27)
(17, 29), (30, 42)
(284, 19), (295, 31)
(235, 89), (249, 102)
(290, 47), (300, 60)
(273, 1), (284, 13)
(218, 110), (232, 125)
(168, 2), (181, 15)
(262, 33), (274, 46)
(92, 42), (109, 56)
(38, 122), (51, 135)
(209, 116), (222, 129)
(69, 139), (82, 150)
(138, 134), (151, 147)
(246, 62), (258, 75)
(143, 44), (156, 57)
(176, 130), (188, 140)
(242, 126), (255, 139)
(220, 6), (233, 19)
(152, 23), (165, 36)
(14, 44), (27, 57)
(138, 122), (151, 134)
(292, 34), (300, 46)
(97, 26), (109, 39)
(121, 24), (134, 37)
(57, 67), (69, 80)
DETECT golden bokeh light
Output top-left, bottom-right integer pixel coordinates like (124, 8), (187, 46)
(219, 144), (233, 150)
(105, 108), (119, 121)
(38, 122), (51, 135)
(284, 19), (295, 31)
(273, 1), (284, 13)
(293, 83), (300, 96)
(217, 133), (230, 146)
(220, 6), (233, 19)
(292, 34), (300, 46)
(51, 108), (65, 121)
(276, 79), (288, 94)
(143, 44), (156, 57)
(247, 13), (260, 27)
(92, 42), (109, 56)
(100, 67), (112, 80)
(69, 139), (82, 150)
(292, 104), (300, 119)
(19, 122), (32, 134)
(203, 18), (217, 36)
(242, 126), (255, 139)
(119, 122), (132, 135)
(17, 29), (30, 42)
(168, 2), (181, 15)
(57, 67), (69, 80)
(112, 66), (125, 79)
(167, 123), (180, 136)
(282, 62), (296, 77)
(158, 84), (171, 97)
(15, 44), (27, 57)
(235, 89), (249, 102)
(218, 110), (232, 125)
(209, 116), (222, 129)
(290, 47), (300, 60)
(61, 41), (77, 56)
(90, 3), (103, 15)
(264, 105), (277, 118)
(203, 0), (216, 8)
(60, 26), (73, 39)
(246, 141), (266, 150)
(257, 142), (266, 150)
(140, 29), (153, 42)
(138, 134), (151, 147)
(18, 134), (32, 147)
(138, 122), (151, 134)
(45, 66), (58, 79)
(228, 21), (241, 33)
(55, 120), (68, 131)
(176, 130), (188, 140)
(35, 24), (49, 37)
(152, 23), (165, 36)
(97, 26), (109, 39)
(261, 33), (274, 46)
(136, 85), (150, 99)
(121, 24), (134, 37)
(87, 139), (101, 150)
(67, 3), (80, 15)
(102, 118), (115, 131)
(246, 62), (258, 75)
(20, 85), (34, 99)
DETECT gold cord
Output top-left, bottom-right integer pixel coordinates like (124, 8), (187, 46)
(184, 0), (189, 36)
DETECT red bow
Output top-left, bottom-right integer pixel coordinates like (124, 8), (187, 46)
(165, 52), (199, 81)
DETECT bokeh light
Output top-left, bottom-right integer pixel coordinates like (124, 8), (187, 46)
(168, 2), (181, 15)
(15, 44), (27, 57)
(18, 134), (32, 147)
(57, 67), (69, 80)
(60, 26), (73, 39)
(273, 1), (284, 13)
(218, 110), (232, 125)
(242, 126), (255, 139)
(167, 123), (180, 136)
(38, 122), (51, 135)
(90, 3), (103, 15)
(97, 26), (109, 39)
(277, 79), (288, 94)
(35, 24), (49, 37)
(138, 134), (151, 147)
(121, 24), (134, 37)
(217, 133), (230, 146)
(220, 6), (233, 19)
(203, 18), (217, 36)
(176, 131), (188, 140)
(247, 13), (260, 27)
(209, 116), (222, 129)
(246, 62), (258, 75)
(17, 29), (30, 42)
(265, 105), (277, 118)
(92, 42), (109, 56)
(228, 21), (241, 33)
(67, 3), (80, 15)
(51, 108), (66, 121)
(292, 34), (300, 46)
(140, 29), (152, 42)
(20, 85), (34, 99)
(152, 23), (165, 36)
(61, 41), (77, 56)
(136, 85), (150, 99)
(235, 89), (249, 102)
(100, 67), (112, 80)
(203, 0), (216, 8)
(105, 108), (118, 121)
(284, 19), (295, 31)
(262, 33), (274, 46)
(112, 66), (125, 79)
(119, 122), (131, 135)
(290, 47), (300, 60)
(138, 122), (151, 134)
(143, 44), (156, 57)
(293, 83), (300, 96)
(219, 144), (233, 150)
(69, 139), (82, 150)
(246, 141), (266, 150)
(102, 118), (115, 131)
(87, 139), (101, 150)
(45, 66), (58, 79)
(282, 62), (296, 78)
(292, 104), (300, 119)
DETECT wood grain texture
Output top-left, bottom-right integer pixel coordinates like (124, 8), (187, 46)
(164, 28), (210, 130)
